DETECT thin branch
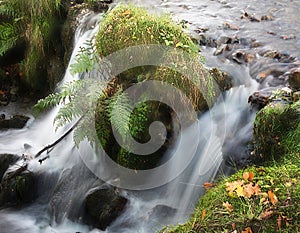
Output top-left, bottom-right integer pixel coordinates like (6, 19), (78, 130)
(34, 116), (83, 161)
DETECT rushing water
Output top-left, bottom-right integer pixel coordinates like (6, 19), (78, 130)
(0, 0), (299, 232)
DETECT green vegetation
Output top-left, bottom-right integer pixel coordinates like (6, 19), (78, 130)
(162, 99), (300, 233)
(36, 4), (219, 169)
(0, 0), (63, 90)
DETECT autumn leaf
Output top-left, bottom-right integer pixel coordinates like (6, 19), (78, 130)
(236, 185), (244, 197)
(268, 190), (279, 205)
(243, 183), (261, 198)
(223, 201), (234, 212)
(243, 171), (254, 182)
(201, 209), (206, 220)
(259, 209), (274, 220)
(226, 180), (244, 197)
(242, 227), (253, 233)
(203, 182), (213, 189)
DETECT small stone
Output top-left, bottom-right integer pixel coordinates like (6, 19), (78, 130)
(288, 67), (300, 90)
(261, 15), (273, 21)
(280, 34), (296, 40)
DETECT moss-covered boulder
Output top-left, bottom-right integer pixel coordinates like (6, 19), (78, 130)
(93, 5), (226, 170)
(252, 100), (300, 164)
(0, 170), (37, 208)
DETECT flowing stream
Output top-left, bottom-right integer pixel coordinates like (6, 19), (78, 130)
(0, 0), (299, 232)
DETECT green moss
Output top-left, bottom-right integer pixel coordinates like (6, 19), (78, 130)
(95, 4), (198, 57)
(253, 101), (300, 163)
(0, 0), (64, 90)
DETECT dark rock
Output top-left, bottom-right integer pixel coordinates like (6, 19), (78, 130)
(0, 115), (30, 130)
(231, 51), (246, 64)
(85, 187), (128, 230)
(288, 67), (300, 90)
(50, 162), (103, 223)
(0, 154), (19, 182)
(261, 15), (273, 21)
(209, 67), (233, 91)
(0, 169), (37, 207)
(248, 88), (276, 109)
(214, 44), (230, 56)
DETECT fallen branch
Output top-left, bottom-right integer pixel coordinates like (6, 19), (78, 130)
(34, 116), (83, 163)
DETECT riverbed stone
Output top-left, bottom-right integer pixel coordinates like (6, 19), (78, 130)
(0, 170), (37, 207)
(85, 187), (128, 230)
(288, 67), (300, 90)
(0, 115), (30, 130)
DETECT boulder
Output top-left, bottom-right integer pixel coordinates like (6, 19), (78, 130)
(0, 115), (30, 130)
(50, 162), (103, 223)
(0, 167), (37, 207)
(85, 187), (128, 230)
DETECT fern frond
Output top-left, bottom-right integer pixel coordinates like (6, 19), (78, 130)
(108, 92), (133, 141)
(0, 23), (20, 56)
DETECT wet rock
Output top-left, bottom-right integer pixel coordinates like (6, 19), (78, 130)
(223, 22), (240, 30)
(0, 115), (30, 130)
(261, 15), (273, 21)
(0, 154), (19, 182)
(248, 88), (276, 109)
(209, 67), (233, 91)
(214, 44), (230, 56)
(50, 162), (103, 223)
(231, 50), (246, 64)
(288, 67), (300, 90)
(0, 168), (37, 207)
(84, 187), (128, 230)
(280, 34), (296, 40)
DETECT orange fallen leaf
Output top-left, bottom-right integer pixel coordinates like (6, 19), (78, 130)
(223, 201), (234, 212)
(122, 10), (131, 15)
(242, 227), (253, 233)
(277, 215), (282, 229)
(259, 209), (274, 220)
(232, 223), (236, 230)
(243, 171), (254, 182)
(259, 73), (266, 79)
(243, 183), (261, 198)
(268, 190), (278, 205)
(201, 209), (206, 220)
(225, 180), (244, 196)
(203, 182), (213, 189)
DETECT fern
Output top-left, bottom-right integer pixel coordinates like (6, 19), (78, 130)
(107, 91), (133, 142)
(0, 23), (20, 56)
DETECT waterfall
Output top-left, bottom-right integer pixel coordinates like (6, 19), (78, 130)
(0, 9), (260, 233)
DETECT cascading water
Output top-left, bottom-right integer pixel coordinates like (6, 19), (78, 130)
(1, 0), (299, 232)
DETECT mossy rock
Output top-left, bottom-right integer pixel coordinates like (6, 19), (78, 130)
(252, 100), (300, 164)
(0, 171), (37, 207)
(94, 5), (225, 170)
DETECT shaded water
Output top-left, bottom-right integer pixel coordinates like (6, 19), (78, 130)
(1, 0), (300, 232)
